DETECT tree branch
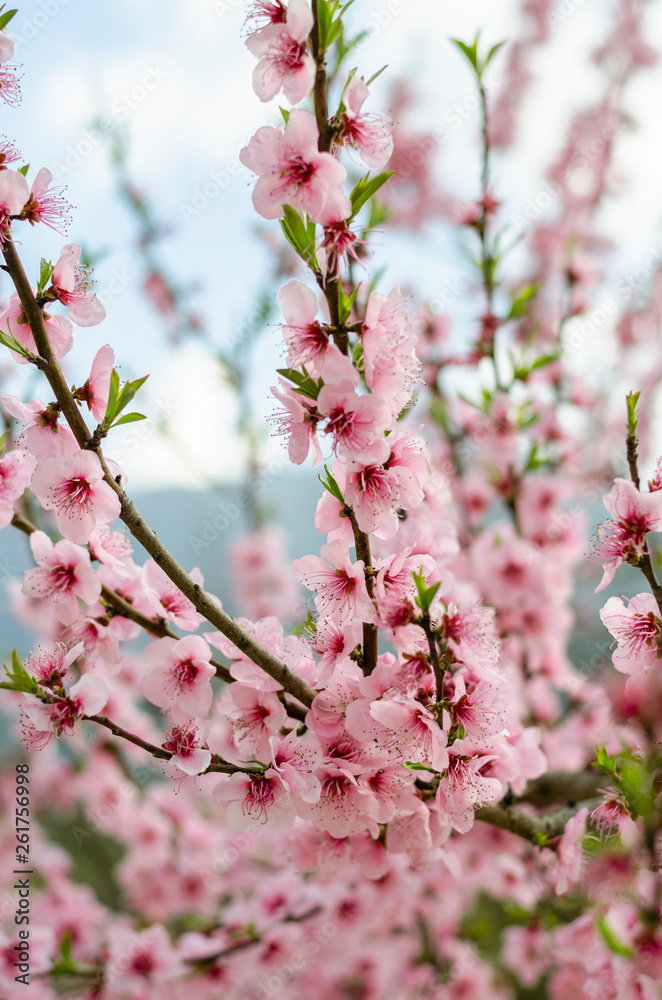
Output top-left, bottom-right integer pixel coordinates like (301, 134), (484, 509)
(2, 235), (316, 709)
(476, 796), (603, 845)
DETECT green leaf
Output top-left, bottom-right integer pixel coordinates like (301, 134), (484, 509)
(533, 830), (550, 847)
(0, 8), (17, 30)
(626, 390), (641, 437)
(279, 205), (317, 265)
(338, 284), (359, 326)
(318, 464), (345, 504)
(1, 651), (38, 695)
(279, 106), (290, 124)
(37, 258), (55, 296)
(103, 372), (149, 429)
(350, 171), (394, 218)
(403, 761), (438, 773)
(276, 367), (323, 401)
(482, 40), (506, 71)
(597, 916), (634, 958)
(18, 163), (29, 177)
(365, 64), (388, 87)
(592, 745), (617, 778)
(112, 411), (146, 426)
(506, 282), (537, 320)
(449, 34), (480, 74)
(0, 326), (32, 359)
(412, 571), (441, 614)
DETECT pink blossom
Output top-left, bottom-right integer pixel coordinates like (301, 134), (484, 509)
(105, 924), (183, 991)
(246, 0), (314, 105)
(0, 167), (28, 237)
(162, 723), (212, 776)
(240, 109), (351, 223)
(309, 618), (360, 685)
(297, 762), (379, 837)
(142, 559), (203, 631)
(75, 345), (114, 422)
(370, 695), (448, 771)
(269, 730), (322, 802)
(218, 683), (287, 760)
(24, 641), (84, 688)
(362, 286), (420, 418)
(214, 770), (296, 831)
(435, 754), (502, 832)
(278, 279), (329, 374)
(21, 673), (108, 749)
(20, 167), (71, 233)
(0, 62), (20, 108)
(502, 924), (551, 988)
(1, 291), (73, 363)
(0, 136), (21, 169)
(245, 1), (287, 29)
(549, 806), (588, 894)
(294, 540), (375, 624)
(142, 635), (215, 718)
(0, 30), (14, 63)
(344, 432), (429, 536)
(592, 478), (662, 591)
(88, 523), (133, 571)
(0, 446), (34, 527)
(50, 242), (106, 326)
(336, 76), (394, 168)
(31, 450), (121, 543)
(317, 218), (368, 279)
(317, 380), (392, 463)
(599, 592), (661, 673)
(22, 529), (101, 625)
(271, 379), (322, 465)
(2, 394), (78, 460)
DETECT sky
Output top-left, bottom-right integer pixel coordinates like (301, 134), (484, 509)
(2, 0), (662, 491)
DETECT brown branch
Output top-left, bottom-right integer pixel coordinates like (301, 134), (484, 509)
(344, 506), (379, 674)
(476, 796), (603, 845)
(2, 235), (316, 709)
(84, 713), (260, 775)
(515, 770), (605, 808)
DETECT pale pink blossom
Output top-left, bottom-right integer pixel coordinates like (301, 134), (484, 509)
(549, 806), (588, 894)
(31, 450), (121, 543)
(271, 379), (322, 465)
(20, 167), (71, 233)
(22, 529), (101, 625)
(240, 109), (351, 223)
(88, 523), (133, 571)
(294, 540), (375, 624)
(213, 770), (295, 831)
(105, 924), (183, 991)
(24, 641), (84, 688)
(0, 167), (29, 237)
(269, 730), (322, 802)
(0, 291), (73, 363)
(247, 0), (314, 105)
(297, 762), (379, 838)
(336, 76), (394, 168)
(142, 635), (215, 718)
(142, 558), (203, 631)
(278, 279), (329, 374)
(0, 446), (34, 527)
(218, 683), (288, 760)
(370, 695), (449, 771)
(435, 754), (502, 832)
(0, 62), (21, 108)
(50, 242), (106, 326)
(21, 673), (108, 749)
(600, 592), (661, 674)
(317, 380), (392, 463)
(2, 394), (78, 460)
(592, 478), (662, 591)
(162, 722), (212, 776)
(75, 345), (114, 422)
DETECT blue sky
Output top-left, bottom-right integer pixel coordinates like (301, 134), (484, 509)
(2, 0), (662, 491)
